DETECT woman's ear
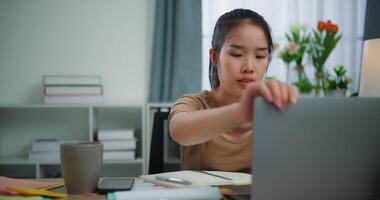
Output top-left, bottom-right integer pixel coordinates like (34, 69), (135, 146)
(209, 48), (217, 67)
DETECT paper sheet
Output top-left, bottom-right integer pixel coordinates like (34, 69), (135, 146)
(113, 186), (221, 200)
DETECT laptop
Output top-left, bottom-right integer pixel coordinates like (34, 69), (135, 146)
(252, 97), (380, 200)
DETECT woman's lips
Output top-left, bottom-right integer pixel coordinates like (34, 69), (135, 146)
(238, 79), (254, 88)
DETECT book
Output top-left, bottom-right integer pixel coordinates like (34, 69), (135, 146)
(28, 151), (59, 160)
(31, 139), (84, 152)
(103, 150), (135, 160)
(140, 170), (251, 188)
(44, 85), (103, 96)
(97, 129), (135, 141)
(101, 139), (137, 150)
(44, 95), (103, 104)
(43, 75), (101, 85)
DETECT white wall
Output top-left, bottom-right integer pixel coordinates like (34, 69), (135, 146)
(0, 0), (155, 105)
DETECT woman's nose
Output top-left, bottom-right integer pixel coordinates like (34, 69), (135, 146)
(241, 58), (255, 73)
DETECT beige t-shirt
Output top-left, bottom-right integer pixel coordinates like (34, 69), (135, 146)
(168, 90), (252, 173)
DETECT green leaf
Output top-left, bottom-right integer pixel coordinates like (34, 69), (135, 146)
(285, 33), (292, 42)
(292, 31), (299, 43)
(293, 78), (314, 93)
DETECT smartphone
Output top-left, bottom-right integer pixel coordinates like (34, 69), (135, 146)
(97, 178), (135, 193)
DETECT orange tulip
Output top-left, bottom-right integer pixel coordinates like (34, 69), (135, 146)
(331, 24), (339, 33)
(317, 21), (325, 31)
(326, 20), (333, 31)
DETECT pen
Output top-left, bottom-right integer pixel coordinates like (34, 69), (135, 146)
(155, 175), (192, 185)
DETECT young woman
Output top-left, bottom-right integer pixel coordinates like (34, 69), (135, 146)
(168, 9), (298, 172)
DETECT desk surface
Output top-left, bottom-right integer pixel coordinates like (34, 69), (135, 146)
(44, 178), (250, 200)
(43, 179), (106, 200)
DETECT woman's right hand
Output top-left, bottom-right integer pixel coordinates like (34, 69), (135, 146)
(238, 79), (298, 123)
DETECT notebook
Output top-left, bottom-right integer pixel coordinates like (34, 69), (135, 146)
(140, 170), (251, 188)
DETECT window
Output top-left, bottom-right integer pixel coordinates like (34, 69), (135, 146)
(202, 0), (367, 93)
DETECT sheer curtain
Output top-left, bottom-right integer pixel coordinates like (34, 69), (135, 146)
(202, 0), (367, 93)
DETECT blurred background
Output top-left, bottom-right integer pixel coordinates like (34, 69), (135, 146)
(0, 0), (379, 178)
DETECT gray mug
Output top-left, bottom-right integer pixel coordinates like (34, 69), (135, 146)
(60, 142), (103, 194)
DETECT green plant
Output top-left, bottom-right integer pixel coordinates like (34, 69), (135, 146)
(309, 20), (342, 72)
(323, 65), (352, 90)
(308, 20), (342, 95)
(278, 24), (310, 82)
(277, 21), (344, 96)
(293, 78), (314, 94)
(278, 24), (310, 65)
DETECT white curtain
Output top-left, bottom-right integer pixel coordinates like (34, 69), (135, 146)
(202, 0), (367, 93)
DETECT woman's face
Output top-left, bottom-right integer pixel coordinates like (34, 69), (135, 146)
(213, 23), (269, 99)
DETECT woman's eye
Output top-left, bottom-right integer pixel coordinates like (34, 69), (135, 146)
(256, 55), (267, 59)
(230, 53), (242, 57)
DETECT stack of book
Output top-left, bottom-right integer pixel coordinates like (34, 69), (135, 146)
(28, 138), (83, 160)
(97, 129), (137, 160)
(43, 75), (103, 105)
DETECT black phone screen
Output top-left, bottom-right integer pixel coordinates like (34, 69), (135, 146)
(97, 178), (135, 193)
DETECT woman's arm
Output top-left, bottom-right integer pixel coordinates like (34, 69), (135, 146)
(169, 80), (298, 146)
(170, 102), (242, 146)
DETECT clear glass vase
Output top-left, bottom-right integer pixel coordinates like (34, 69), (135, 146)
(325, 89), (347, 97)
(291, 64), (314, 96)
(314, 70), (325, 97)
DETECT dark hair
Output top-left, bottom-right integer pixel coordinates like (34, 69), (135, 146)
(209, 9), (273, 89)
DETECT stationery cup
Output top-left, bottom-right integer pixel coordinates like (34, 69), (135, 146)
(60, 142), (103, 194)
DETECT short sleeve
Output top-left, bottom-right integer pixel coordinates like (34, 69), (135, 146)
(168, 94), (205, 123)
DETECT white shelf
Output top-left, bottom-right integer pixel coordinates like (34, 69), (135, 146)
(0, 104), (140, 108)
(0, 156), (144, 165)
(147, 103), (172, 108)
(0, 156), (37, 165)
(103, 158), (144, 164)
(0, 104), (91, 108)
(0, 105), (146, 178)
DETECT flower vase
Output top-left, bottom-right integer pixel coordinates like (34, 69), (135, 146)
(325, 89), (346, 97)
(285, 63), (302, 85)
(298, 90), (314, 97)
(285, 63), (291, 84)
(295, 64), (307, 80)
(292, 64), (314, 96)
(314, 70), (325, 97)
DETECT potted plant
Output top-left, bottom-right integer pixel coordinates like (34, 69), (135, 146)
(278, 21), (345, 97)
(278, 24), (311, 94)
(293, 78), (314, 96)
(308, 20), (342, 96)
(324, 65), (352, 97)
